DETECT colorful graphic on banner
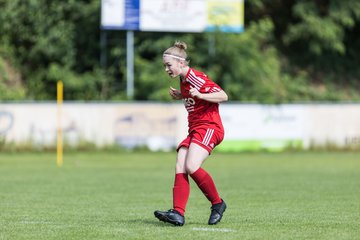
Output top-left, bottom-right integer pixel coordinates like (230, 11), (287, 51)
(113, 105), (178, 151)
(206, 0), (244, 32)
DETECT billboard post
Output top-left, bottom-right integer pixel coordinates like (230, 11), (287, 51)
(126, 30), (134, 99)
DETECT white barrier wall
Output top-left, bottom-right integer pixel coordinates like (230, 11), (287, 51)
(0, 103), (183, 151)
(0, 103), (359, 151)
(219, 104), (306, 151)
(306, 104), (360, 148)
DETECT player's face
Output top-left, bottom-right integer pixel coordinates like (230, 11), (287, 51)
(163, 56), (183, 78)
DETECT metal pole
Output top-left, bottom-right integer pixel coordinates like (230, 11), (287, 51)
(208, 34), (216, 69)
(126, 30), (134, 99)
(208, 34), (216, 56)
(100, 30), (107, 68)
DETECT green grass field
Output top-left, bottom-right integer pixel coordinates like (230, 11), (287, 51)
(0, 151), (359, 240)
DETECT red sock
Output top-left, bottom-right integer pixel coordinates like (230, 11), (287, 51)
(173, 173), (190, 216)
(190, 168), (222, 205)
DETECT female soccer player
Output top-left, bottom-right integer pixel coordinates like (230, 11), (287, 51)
(154, 41), (228, 226)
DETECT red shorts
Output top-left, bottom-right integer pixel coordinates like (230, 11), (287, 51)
(177, 127), (224, 154)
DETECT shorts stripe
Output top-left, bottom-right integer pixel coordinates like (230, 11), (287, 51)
(202, 128), (214, 146)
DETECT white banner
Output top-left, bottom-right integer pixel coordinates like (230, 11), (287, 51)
(220, 105), (305, 140)
(1, 103), (360, 151)
(218, 104), (306, 151)
(101, 0), (244, 33)
(140, 0), (207, 32)
(101, 0), (125, 28)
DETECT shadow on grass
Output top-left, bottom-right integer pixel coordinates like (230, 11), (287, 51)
(125, 218), (207, 227)
(126, 218), (179, 228)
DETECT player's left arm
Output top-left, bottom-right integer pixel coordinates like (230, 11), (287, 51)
(189, 87), (228, 103)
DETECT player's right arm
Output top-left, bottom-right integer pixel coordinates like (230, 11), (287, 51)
(189, 84), (228, 103)
(189, 87), (228, 103)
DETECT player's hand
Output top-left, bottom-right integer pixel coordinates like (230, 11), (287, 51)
(169, 87), (182, 100)
(189, 86), (203, 99)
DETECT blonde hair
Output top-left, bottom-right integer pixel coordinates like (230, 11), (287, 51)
(163, 41), (188, 62)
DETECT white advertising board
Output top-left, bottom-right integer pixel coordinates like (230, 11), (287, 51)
(218, 104), (306, 151)
(101, 0), (126, 28)
(1, 103), (360, 152)
(140, 0), (207, 32)
(101, 0), (244, 33)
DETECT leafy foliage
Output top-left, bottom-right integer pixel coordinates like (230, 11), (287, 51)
(0, 0), (359, 102)
(0, 56), (26, 100)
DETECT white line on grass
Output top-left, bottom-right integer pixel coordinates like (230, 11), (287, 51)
(20, 220), (53, 225)
(192, 227), (236, 233)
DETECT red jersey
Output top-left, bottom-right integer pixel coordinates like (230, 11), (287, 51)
(180, 68), (224, 133)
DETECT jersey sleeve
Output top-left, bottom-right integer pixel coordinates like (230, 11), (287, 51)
(186, 69), (223, 93)
(199, 77), (223, 94)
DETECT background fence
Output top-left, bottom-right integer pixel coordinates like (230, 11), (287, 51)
(1, 102), (359, 151)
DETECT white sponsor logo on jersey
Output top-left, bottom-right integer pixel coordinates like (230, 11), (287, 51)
(183, 98), (196, 112)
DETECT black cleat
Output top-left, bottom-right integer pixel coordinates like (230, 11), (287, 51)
(208, 199), (227, 225)
(154, 209), (185, 226)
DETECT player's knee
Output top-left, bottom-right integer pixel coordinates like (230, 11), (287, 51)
(185, 162), (198, 174)
(175, 162), (186, 173)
